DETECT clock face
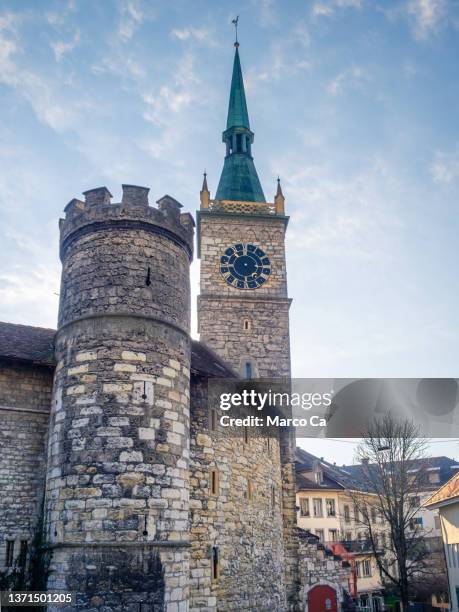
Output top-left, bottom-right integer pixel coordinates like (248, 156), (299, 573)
(220, 243), (271, 289)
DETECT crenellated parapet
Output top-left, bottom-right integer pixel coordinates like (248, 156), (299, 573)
(60, 185), (194, 263)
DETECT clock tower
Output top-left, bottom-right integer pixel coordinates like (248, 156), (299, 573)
(196, 41), (299, 608)
(197, 42), (291, 380)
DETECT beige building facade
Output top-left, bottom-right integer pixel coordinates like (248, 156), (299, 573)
(425, 471), (459, 612)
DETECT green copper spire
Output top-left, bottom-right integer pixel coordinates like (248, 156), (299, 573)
(226, 47), (250, 130)
(215, 43), (265, 203)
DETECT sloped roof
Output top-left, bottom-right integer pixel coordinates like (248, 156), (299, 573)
(342, 456), (459, 492)
(295, 447), (361, 491)
(0, 321), (55, 366)
(295, 446), (459, 495)
(215, 153), (266, 203)
(424, 471), (459, 508)
(0, 321), (236, 379)
(190, 340), (237, 378)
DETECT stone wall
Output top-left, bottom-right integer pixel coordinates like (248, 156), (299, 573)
(198, 213), (289, 299)
(198, 210), (298, 609)
(197, 212), (291, 381)
(44, 185), (193, 611)
(189, 375), (286, 611)
(197, 209), (299, 609)
(0, 360), (52, 571)
(297, 531), (351, 610)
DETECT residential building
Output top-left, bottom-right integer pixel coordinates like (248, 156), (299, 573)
(296, 448), (386, 609)
(425, 471), (459, 612)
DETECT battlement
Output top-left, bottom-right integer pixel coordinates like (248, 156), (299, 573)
(60, 184), (194, 260)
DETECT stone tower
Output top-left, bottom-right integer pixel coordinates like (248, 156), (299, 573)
(197, 43), (299, 608)
(44, 186), (194, 610)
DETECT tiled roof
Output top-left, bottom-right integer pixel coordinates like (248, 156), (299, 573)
(295, 446), (459, 494)
(295, 447), (364, 491)
(424, 472), (459, 508)
(190, 340), (237, 379)
(0, 321), (55, 366)
(0, 321), (236, 379)
(342, 456), (459, 491)
(296, 472), (344, 491)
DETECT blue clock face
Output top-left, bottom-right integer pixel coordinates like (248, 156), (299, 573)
(220, 243), (271, 289)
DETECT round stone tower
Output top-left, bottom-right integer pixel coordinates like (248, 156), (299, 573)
(44, 185), (194, 610)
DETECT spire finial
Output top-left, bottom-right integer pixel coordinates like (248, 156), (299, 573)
(232, 16), (239, 47)
(274, 177), (285, 213)
(276, 176), (283, 197)
(202, 170), (209, 193)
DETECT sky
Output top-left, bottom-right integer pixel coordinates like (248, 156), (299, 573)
(1, 0), (459, 464)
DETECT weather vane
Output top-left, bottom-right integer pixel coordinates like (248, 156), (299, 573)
(232, 16), (239, 46)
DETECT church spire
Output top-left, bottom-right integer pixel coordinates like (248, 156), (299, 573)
(226, 46), (250, 131)
(215, 36), (265, 203)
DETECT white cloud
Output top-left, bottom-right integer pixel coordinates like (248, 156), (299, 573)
(311, 0), (363, 18)
(274, 156), (403, 259)
(431, 147), (459, 184)
(327, 65), (368, 95)
(142, 53), (199, 126)
(170, 26), (213, 44)
(118, 0), (145, 42)
(407, 0), (447, 38)
(92, 53), (145, 80)
(51, 29), (80, 62)
(0, 14), (90, 132)
(251, 0), (277, 27)
(312, 3), (334, 17)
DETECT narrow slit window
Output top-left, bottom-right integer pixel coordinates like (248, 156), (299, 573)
(209, 407), (218, 432)
(243, 319), (251, 332)
(19, 540), (28, 567)
(245, 362), (253, 379)
(247, 479), (254, 501)
(244, 426), (249, 444)
(5, 540), (14, 567)
(145, 266), (151, 286)
(271, 485), (275, 511)
(210, 469), (219, 496)
(212, 546), (220, 581)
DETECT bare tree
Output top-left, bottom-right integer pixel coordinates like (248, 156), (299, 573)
(348, 414), (433, 610)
